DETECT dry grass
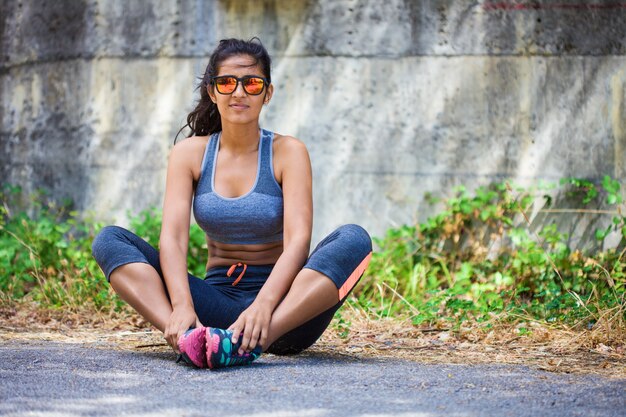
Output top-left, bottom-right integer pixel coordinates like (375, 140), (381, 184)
(1, 300), (624, 379)
(321, 309), (626, 379)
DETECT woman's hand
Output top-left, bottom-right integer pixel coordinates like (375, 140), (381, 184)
(164, 304), (202, 353)
(229, 300), (273, 354)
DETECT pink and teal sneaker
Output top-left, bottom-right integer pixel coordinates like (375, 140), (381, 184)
(205, 327), (262, 369)
(177, 327), (207, 368)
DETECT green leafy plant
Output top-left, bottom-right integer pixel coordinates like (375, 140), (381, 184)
(1, 178), (624, 345)
(0, 185), (206, 310)
(0, 185), (110, 309)
(354, 178), (625, 337)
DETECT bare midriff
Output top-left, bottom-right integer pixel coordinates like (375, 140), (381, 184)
(205, 238), (283, 269)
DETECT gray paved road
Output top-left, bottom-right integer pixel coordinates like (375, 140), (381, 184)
(1, 341), (624, 417)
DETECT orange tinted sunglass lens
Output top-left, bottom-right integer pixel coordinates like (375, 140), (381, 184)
(215, 77), (237, 94)
(244, 78), (264, 95)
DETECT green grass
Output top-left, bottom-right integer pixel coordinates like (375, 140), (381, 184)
(1, 178), (624, 342)
(351, 178), (625, 337)
(0, 185), (206, 312)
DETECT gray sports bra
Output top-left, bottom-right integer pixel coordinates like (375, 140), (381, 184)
(193, 128), (284, 245)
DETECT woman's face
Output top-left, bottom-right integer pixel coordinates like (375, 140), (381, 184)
(208, 54), (273, 127)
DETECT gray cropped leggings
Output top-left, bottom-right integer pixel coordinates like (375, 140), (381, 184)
(92, 224), (372, 354)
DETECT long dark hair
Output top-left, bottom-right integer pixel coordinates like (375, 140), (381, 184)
(174, 38), (272, 143)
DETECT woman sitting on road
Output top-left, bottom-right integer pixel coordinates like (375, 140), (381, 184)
(92, 38), (372, 369)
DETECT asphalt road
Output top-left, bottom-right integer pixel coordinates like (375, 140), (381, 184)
(1, 341), (624, 417)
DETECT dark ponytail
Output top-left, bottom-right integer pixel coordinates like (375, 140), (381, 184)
(174, 37), (272, 143)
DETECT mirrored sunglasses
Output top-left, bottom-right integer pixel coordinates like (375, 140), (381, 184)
(210, 75), (267, 95)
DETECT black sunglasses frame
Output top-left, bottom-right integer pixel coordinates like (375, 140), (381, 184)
(209, 75), (269, 96)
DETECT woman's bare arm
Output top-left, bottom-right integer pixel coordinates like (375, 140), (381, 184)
(230, 135), (313, 352)
(160, 137), (205, 351)
(255, 136), (313, 308)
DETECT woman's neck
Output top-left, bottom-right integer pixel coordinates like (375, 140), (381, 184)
(219, 122), (261, 153)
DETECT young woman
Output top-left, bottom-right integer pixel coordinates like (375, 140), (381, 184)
(92, 38), (372, 369)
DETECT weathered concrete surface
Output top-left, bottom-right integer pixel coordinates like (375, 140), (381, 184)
(1, 342), (625, 417)
(265, 55), (625, 236)
(1, 1), (625, 243)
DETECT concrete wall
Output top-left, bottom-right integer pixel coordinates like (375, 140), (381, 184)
(1, 0), (625, 244)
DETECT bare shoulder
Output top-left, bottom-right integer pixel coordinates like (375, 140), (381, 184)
(170, 135), (209, 158)
(272, 133), (309, 160)
(168, 135), (208, 173)
(272, 133), (311, 184)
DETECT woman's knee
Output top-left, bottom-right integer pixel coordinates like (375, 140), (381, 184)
(335, 224), (373, 254)
(91, 225), (158, 282)
(92, 226), (126, 262)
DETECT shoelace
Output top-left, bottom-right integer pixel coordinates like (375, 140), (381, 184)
(227, 262), (247, 286)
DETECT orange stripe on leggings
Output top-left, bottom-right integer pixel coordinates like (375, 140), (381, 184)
(338, 251), (372, 301)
